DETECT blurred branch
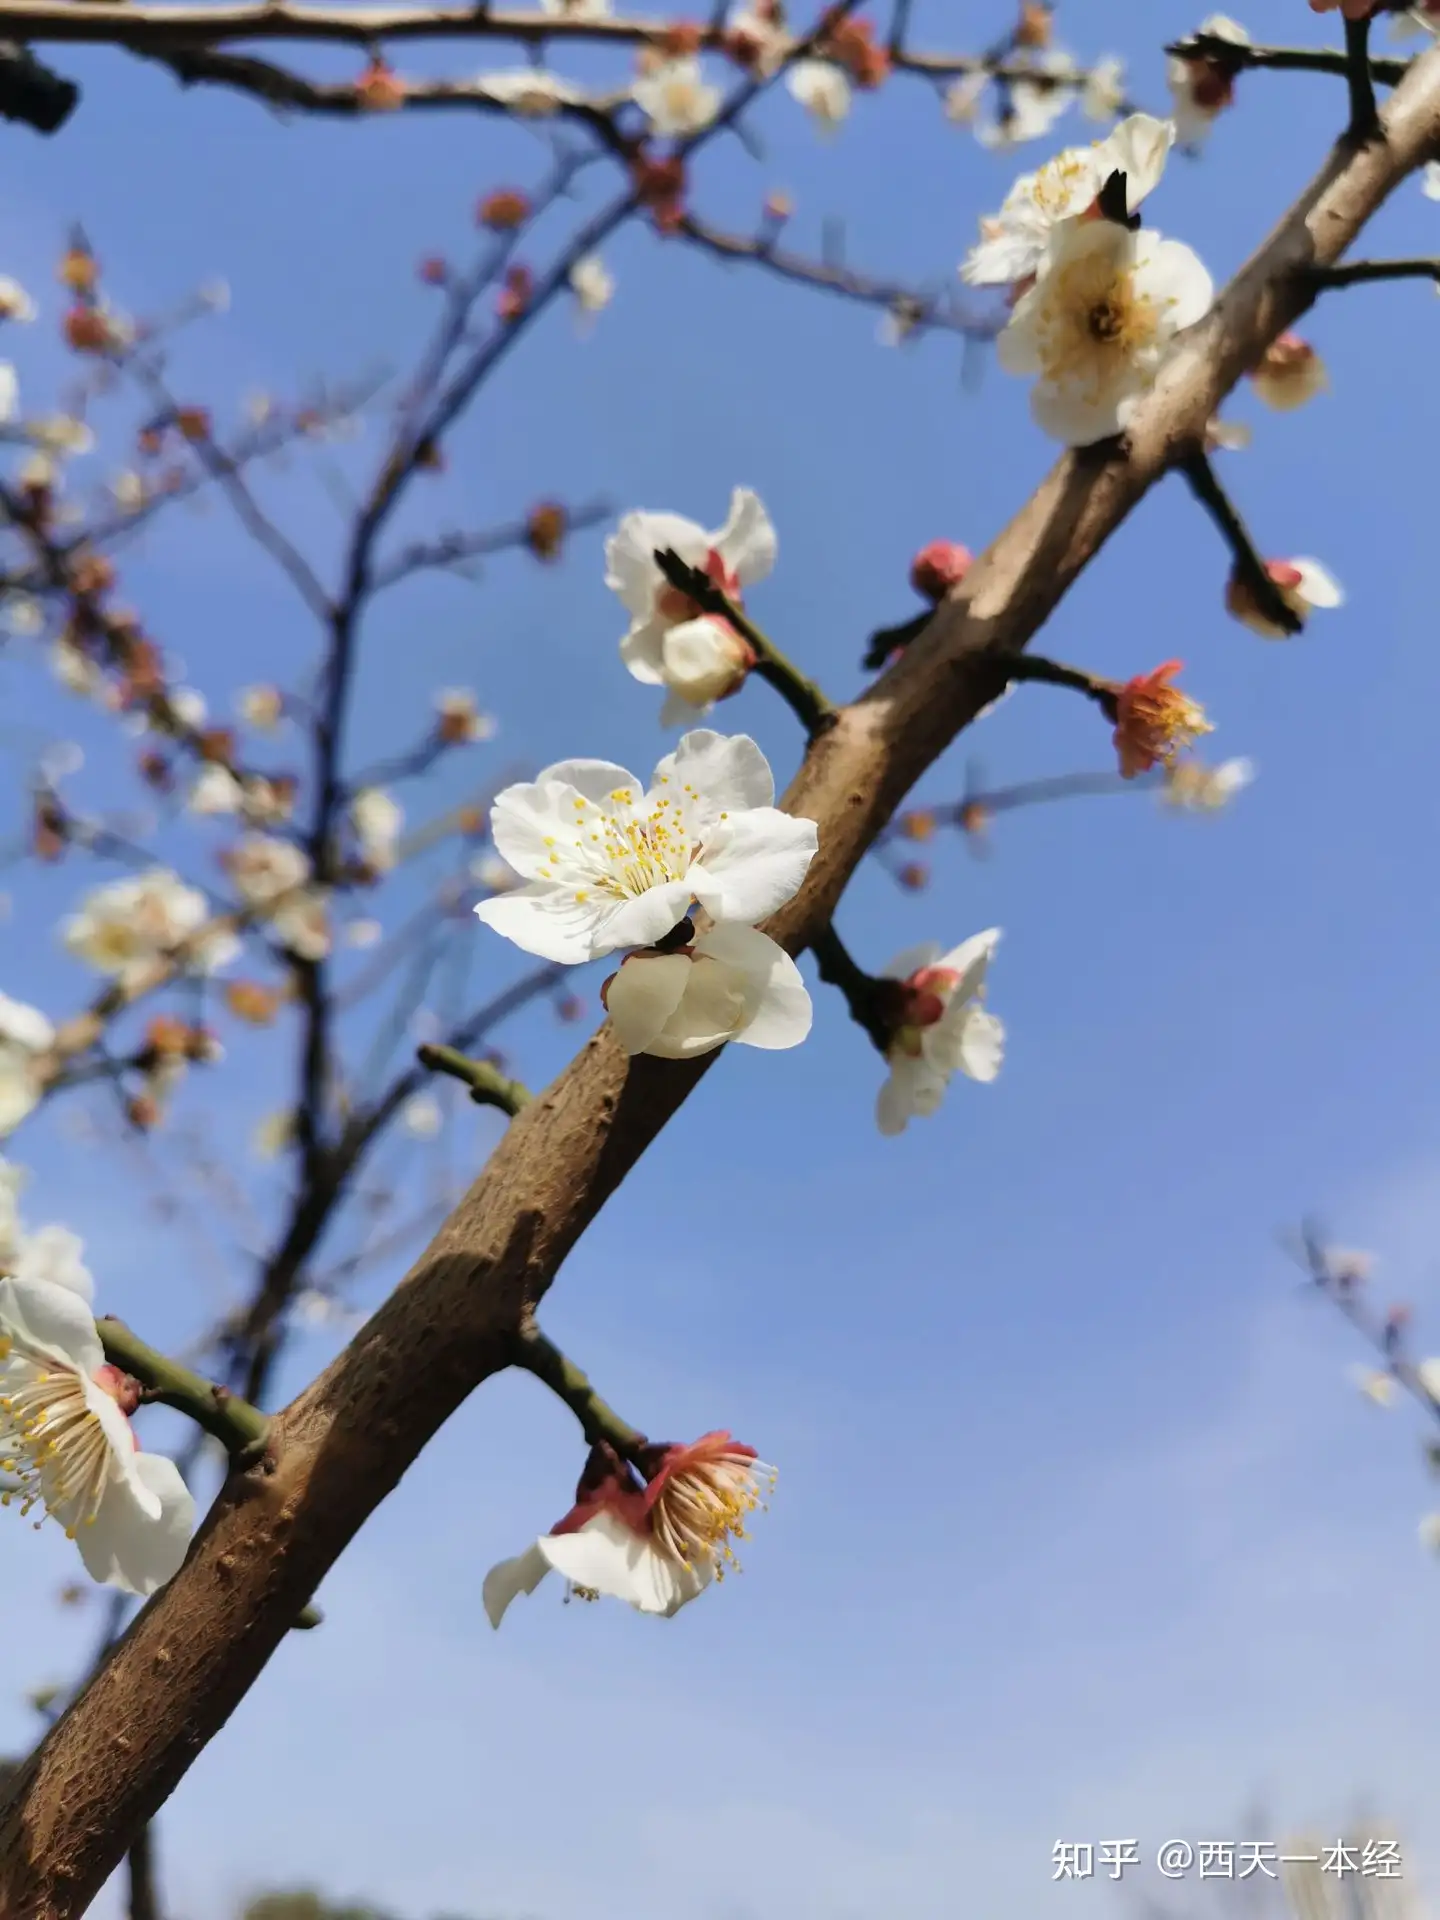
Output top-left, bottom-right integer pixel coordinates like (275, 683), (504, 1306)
(416, 1042), (530, 1115)
(0, 38), (77, 129)
(1309, 255), (1440, 287)
(1164, 33), (1409, 87)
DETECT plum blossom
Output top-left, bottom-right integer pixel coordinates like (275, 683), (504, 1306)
(961, 112), (1175, 288)
(976, 51), (1079, 150)
(996, 217), (1213, 446)
(351, 787), (403, 872)
(1082, 56), (1127, 123)
(188, 763), (244, 817)
(607, 488), (775, 718)
(271, 888), (333, 962)
(63, 870), (235, 982)
(1166, 15), (1249, 152)
(0, 277), (35, 323)
(602, 922), (811, 1060)
(568, 253), (614, 320)
(475, 69), (583, 115)
(1225, 558), (1343, 638)
(475, 731), (816, 966)
(1111, 661), (1212, 779)
(484, 1433), (774, 1626)
(402, 1094), (443, 1139)
(787, 59), (852, 131)
(1161, 757), (1255, 812)
(633, 56), (721, 135)
(875, 932), (1005, 1137)
(238, 685), (284, 731)
(1248, 333), (1327, 411)
(225, 834), (310, 909)
(0, 1268), (194, 1593)
(0, 994), (54, 1139)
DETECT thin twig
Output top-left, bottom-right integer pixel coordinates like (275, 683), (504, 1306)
(1178, 451), (1301, 638)
(1345, 13), (1381, 142)
(509, 1324), (646, 1458)
(1309, 254), (1440, 287)
(415, 1042), (530, 1115)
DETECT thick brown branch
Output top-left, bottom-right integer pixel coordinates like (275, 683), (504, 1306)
(9, 38), (1440, 1919)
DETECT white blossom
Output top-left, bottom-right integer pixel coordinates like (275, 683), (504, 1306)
(63, 870), (233, 982)
(50, 640), (101, 698)
(996, 217), (1213, 446)
(238, 685), (284, 731)
(1082, 56), (1126, 123)
(876, 932), (1005, 1137)
(604, 922), (811, 1060)
(271, 888), (333, 961)
(726, 4), (788, 77)
(252, 1110), (294, 1159)
(475, 69), (583, 115)
(606, 487), (775, 715)
(0, 1271), (194, 1593)
(0, 994), (54, 1140)
(0, 362), (17, 423)
(634, 56), (721, 135)
(187, 763), (244, 817)
(168, 687), (207, 730)
(351, 787), (403, 873)
(475, 730), (817, 966)
(1167, 15), (1249, 152)
(1420, 1513), (1440, 1554)
(977, 51), (1078, 151)
(1161, 757), (1255, 813)
(961, 112), (1175, 289)
(1225, 558), (1343, 639)
(226, 834), (310, 910)
(568, 254), (615, 319)
(787, 59), (851, 131)
(1423, 161), (1440, 200)
(0, 277), (36, 323)
(436, 687), (496, 741)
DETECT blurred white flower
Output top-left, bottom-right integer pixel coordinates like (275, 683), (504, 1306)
(188, 764), (244, 817)
(1166, 15), (1248, 152)
(1419, 1513), (1440, 1554)
(569, 253), (615, 320)
(271, 888), (332, 962)
(1351, 1365), (1397, 1408)
(0, 362), (17, 422)
(226, 834), (310, 909)
(0, 277), (35, 323)
(50, 639), (100, 697)
(343, 918), (383, 949)
(1160, 758), (1255, 813)
(541, 0), (610, 13)
(238, 685), (284, 731)
(471, 852), (521, 893)
(252, 1110), (294, 1159)
(787, 59), (851, 131)
(634, 56), (721, 135)
(1225, 558), (1343, 638)
(351, 787), (403, 872)
(63, 870), (231, 982)
(0, 994), (54, 1138)
(475, 69), (582, 115)
(29, 416), (93, 457)
(110, 471), (146, 514)
(2, 593), (43, 637)
(168, 687), (208, 730)
(402, 1094), (443, 1138)
(977, 51), (1078, 150)
(1249, 333), (1327, 412)
(435, 688), (496, 742)
(1082, 55), (1126, 122)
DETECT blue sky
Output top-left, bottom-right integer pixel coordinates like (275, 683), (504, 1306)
(4, 1), (1440, 1915)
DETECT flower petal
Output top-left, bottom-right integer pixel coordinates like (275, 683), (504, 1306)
(713, 487), (777, 587)
(605, 953), (694, 1055)
(691, 810), (817, 924)
(539, 1508), (708, 1615)
(590, 880), (697, 958)
(482, 1541), (552, 1628)
(619, 619), (668, 685)
(474, 886), (599, 964)
(935, 927), (1001, 1003)
(694, 923), (812, 1050)
(656, 730), (775, 811)
(1101, 112), (1176, 211)
(877, 1055), (944, 1136)
(1292, 558), (1344, 609)
(604, 511), (710, 617)
(0, 1274), (103, 1371)
(955, 1007), (1006, 1082)
(1132, 231), (1214, 332)
(75, 1450), (195, 1596)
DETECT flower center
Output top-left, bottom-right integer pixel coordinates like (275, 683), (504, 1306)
(0, 1348), (131, 1537)
(1036, 249), (1160, 396)
(649, 1451), (776, 1581)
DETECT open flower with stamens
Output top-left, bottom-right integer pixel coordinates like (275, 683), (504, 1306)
(63, 869), (235, 982)
(606, 487), (776, 696)
(961, 112), (1176, 289)
(474, 730), (817, 965)
(0, 1273), (194, 1593)
(1111, 661), (1212, 779)
(484, 1433), (774, 1626)
(0, 993), (54, 1139)
(633, 55), (721, 135)
(1225, 558), (1343, 638)
(996, 217), (1212, 445)
(876, 932), (1005, 1137)
(602, 922), (811, 1059)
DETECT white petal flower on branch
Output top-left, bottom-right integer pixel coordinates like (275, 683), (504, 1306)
(0, 1271), (194, 1594)
(603, 922), (811, 1060)
(0, 277), (36, 323)
(238, 685), (284, 732)
(50, 639), (101, 697)
(1082, 56), (1127, 123)
(875, 931), (1005, 1138)
(1, 593), (42, 637)
(1225, 558), (1343, 638)
(633, 56), (722, 136)
(475, 730), (817, 965)
(976, 51), (1079, 151)
(63, 870), (229, 982)
(996, 217), (1213, 446)
(225, 834), (311, 910)
(351, 787), (404, 873)
(961, 112), (1176, 289)
(540, 0), (610, 15)
(1161, 757), (1255, 813)
(271, 888), (333, 962)
(787, 59), (852, 131)
(12, 1224), (92, 1297)
(435, 687), (496, 742)
(485, 1432), (773, 1627)
(726, 3), (788, 77)
(607, 487), (775, 713)
(1248, 333), (1327, 411)
(187, 764), (244, 817)
(568, 254), (615, 320)
(1166, 15), (1249, 152)
(653, 617), (755, 725)
(0, 993), (55, 1140)
(475, 70), (583, 115)
(168, 688), (208, 730)
(1350, 1365), (1397, 1407)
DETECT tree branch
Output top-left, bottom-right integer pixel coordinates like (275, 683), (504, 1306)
(1163, 34), (1409, 88)
(508, 1325), (646, 1457)
(10, 26), (1440, 1917)
(1178, 450), (1302, 639)
(97, 1317), (270, 1455)
(415, 1043), (530, 1116)
(1345, 13), (1381, 142)
(1309, 254), (1440, 286)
